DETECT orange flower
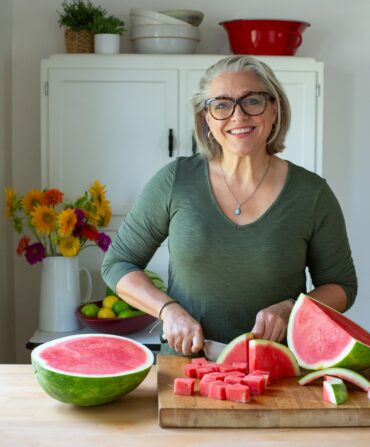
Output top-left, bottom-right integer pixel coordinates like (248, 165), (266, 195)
(23, 189), (44, 213)
(43, 189), (64, 206)
(16, 236), (30, 255)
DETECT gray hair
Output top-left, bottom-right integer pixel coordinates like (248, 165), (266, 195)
(191, 55), (291, 160)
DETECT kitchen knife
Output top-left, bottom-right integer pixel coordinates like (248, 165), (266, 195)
(203, 339), (227, 362)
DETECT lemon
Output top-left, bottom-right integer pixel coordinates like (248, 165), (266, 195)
(112, 300), (130, 316)
(80, 303), (99, 318)
(97, 308), (116, 319)
(118, 309), (145, 318)
(102, 295), (119, 309)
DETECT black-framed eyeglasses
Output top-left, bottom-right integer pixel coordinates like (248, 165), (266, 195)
(205, 91), (274, 120)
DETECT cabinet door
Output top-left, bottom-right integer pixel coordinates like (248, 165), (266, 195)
(44, 68), (178, 216)
(185, 68), (320, 173)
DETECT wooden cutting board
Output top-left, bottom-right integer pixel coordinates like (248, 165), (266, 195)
(157, 355), (370, 428)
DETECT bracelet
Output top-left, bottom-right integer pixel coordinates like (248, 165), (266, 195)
(158, 300), (178, 320)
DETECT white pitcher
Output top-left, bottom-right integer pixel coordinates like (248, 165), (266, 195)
(39, 256), (92, 332)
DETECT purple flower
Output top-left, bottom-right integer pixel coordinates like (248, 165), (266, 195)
(25, 242), (46, 265)
(74, 208), (85, 228)
(96, 232), (111, 252)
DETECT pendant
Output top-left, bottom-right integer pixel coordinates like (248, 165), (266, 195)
(234, 207), (241, 215)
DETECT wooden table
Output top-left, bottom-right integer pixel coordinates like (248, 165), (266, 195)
(1, 365), (370, 447)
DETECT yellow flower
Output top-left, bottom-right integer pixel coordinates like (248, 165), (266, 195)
(59, 236), (81, 257)
(58, 208), (77, 238)
(31, 205), (57, 235)
(89, 179), (107, 209)
(97, 200), (112, 227)
(23, 189), (44, 213)
(84, 209), (98, 228)
(5, 188), (16, 218)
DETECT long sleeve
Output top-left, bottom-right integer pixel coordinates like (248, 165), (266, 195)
(101, 160), (177, 292)
(307, 181), (357, 310)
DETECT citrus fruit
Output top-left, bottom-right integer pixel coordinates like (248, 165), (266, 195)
(80, 303), (99, 318)
(97, 308), (116, 319)
(112, 300), (130, 315)
(102, 295), (119, 309)
(118, 309), (145, 318)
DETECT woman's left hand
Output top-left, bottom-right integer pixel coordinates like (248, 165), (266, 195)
(251, 300), (294, 342)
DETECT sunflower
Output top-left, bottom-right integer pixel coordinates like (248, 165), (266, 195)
(89, 180), (107, 210)
(23, 189), (44, 213)
(43, 188), (64, 206)
(97, 200), (112, 227)
(59, 236), (81, 257)
(57, 208), (77, 237)
(5, 188), (16, 218)
(31, 205), (57, 235)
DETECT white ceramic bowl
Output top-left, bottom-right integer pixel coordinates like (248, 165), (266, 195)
(131, 24), (200, 40)
(131, 36), (199, 54)
(160, 9), (204, 27)
(129, 8), (187, 26)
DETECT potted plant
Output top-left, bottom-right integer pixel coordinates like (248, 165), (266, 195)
(92, 14), (126, 54)
(57, 0), (106, 53)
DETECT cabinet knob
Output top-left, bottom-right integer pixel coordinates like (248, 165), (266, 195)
(168, 129), (174, 157)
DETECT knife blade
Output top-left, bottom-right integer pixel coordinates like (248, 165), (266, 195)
(203, 339), (227, 362)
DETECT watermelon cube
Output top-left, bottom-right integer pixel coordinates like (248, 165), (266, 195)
(249, 370), (270, 386)
(199, 380), (210, 397)
(208, 380), (227, 400)
(191, 357), (208, 365)
(241, 374), (266, 395)
(201, 372), (226, 382)
(225, 384), (250, 403)
(196, 366), (216, 379)
(218, 364), (238, 373)
(224, 375), (244, 385)
(173, 378), (195, 396)
(184, 363), (198, 378)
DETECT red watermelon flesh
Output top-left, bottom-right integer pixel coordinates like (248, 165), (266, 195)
(216, 332), (254, 365)
(287, 294), (370, 371)
(173, 378), (195, 396)
(249, 339), (300, 381)
(225, 384), (250, 403)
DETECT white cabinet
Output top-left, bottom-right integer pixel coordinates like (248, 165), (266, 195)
(41, 54), (324, 290)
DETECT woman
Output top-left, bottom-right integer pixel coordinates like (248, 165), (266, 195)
(101, 55), (357, 356)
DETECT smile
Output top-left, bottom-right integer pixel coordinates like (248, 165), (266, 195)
(228, 127), (254, 135)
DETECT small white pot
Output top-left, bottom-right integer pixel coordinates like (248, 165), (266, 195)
(94, 34), (120, 54)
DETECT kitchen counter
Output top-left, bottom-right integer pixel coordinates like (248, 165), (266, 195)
(1, 364), (370, 447)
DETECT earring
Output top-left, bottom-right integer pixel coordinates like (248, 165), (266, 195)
(208, 130), (214, 140)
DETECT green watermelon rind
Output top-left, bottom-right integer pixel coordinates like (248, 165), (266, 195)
(287, 293), (370, 371)
(249, 339), (301, 377)
(216, 332), (254, 364)
(323, 378), (348, 405)
(31, 334), (154, 406)
(299, 367), (370, 392)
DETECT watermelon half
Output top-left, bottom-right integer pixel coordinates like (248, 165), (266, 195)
(31, 334), (154, 406)
(216, 332), (254, 365)
(287, 294), (370, 371)
(249, 339), (300, 381)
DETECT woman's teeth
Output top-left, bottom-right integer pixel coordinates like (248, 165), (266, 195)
(228, 127), (254, 135)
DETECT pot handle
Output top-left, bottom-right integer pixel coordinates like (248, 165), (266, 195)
(80, 267), (93, 303)
(287, 31), (302, 50)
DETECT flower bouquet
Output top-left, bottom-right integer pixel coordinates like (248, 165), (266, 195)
(5, 180), (112, 264)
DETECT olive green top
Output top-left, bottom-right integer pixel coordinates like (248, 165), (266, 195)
(101, 155), (357, 344)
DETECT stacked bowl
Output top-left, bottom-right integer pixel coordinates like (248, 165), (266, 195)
(130, 9), (204, 54)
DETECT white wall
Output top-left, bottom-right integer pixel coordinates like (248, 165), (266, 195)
(0, 0), (16, 362)
(9, 0), (370, 362)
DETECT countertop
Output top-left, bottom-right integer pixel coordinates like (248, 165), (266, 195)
(1, 364), (370, 447)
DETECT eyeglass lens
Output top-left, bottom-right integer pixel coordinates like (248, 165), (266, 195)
(208, 93), (269, 120)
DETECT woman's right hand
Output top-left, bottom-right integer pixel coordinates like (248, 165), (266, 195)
(161, 303), (204, 356)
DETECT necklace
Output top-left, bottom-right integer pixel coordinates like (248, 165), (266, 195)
(219, 156), (272, 216)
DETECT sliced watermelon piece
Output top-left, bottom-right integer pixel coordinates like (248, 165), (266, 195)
(216, 332), (254, 365)
(173, 378), (195, 396)
(298, 367), (370, 391)
(224, 375), (244, 385)
(241, 374), (266, 395)
(31, 334), (154, 406)
(184, 363), (198, 378)
(287, 293), (370, 371)
(249, 339), (300, 381)
(225, 384), (250, 403)
(208, 381), (227, 400)
(323, 377), (348, 405)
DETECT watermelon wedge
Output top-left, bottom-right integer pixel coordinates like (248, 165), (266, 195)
(249, 339), (300, 381)
(323, 377), (348, 405)
(216, 332), (254, 365)
(31, 334), (154, 406)
(287, 293), (370, 371)
(299, 367), (370, 391)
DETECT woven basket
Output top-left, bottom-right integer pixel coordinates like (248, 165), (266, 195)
(64, 29), (94, 53)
